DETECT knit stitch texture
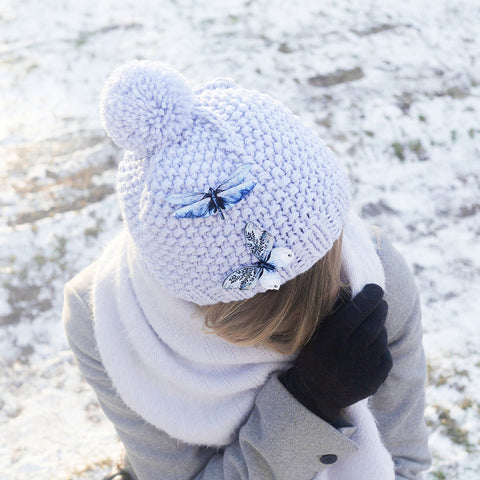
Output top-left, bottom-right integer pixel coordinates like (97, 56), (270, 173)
(101, 61), (350, 304)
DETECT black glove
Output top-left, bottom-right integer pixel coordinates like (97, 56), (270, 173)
(281, 284), (393, 423)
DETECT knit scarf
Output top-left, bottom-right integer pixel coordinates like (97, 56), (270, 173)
(93, 211), (394, 479)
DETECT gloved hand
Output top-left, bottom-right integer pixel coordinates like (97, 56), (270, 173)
(281, 284), (393, 423)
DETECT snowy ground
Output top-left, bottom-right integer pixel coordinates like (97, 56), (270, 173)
(1, 0), (479, 479)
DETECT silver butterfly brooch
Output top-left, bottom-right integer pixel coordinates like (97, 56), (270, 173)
(165, 164), (256, 220)
(223, 222), (295, 291)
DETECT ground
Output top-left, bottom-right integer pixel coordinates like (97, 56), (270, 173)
(1, 0), (479, 479)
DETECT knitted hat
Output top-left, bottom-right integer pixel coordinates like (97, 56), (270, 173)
(100, 60), (350, 305)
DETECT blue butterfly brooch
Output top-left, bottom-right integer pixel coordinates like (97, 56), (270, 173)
(165, 164), (256, 220)
(223, 222), (295, 291)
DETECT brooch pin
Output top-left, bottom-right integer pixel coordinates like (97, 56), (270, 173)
(223, 222), (294, 291)
(165, 164), (256, 220)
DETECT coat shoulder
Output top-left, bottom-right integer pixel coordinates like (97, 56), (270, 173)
(369, 226), (420, 341)
(66, 261), (97, 305)
(62, 261), (99, 361)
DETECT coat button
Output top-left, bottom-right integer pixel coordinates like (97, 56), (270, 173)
(319, 454), (338, 465)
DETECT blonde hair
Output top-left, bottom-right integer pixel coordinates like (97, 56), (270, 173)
(199, 235), (346, 355)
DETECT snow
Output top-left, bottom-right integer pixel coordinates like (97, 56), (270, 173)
(1, 0), (479, 478)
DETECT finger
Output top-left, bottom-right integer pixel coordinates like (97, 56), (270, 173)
(377, 350), (393, 384)
(336, 284), (385, 333)
(351, 300), (388, 346)
(361, 350), (393, 397)
(351, 284), (385, 317)
(368, 327), (389, 355)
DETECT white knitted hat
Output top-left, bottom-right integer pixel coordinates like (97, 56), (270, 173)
(100, 60), (350, 305)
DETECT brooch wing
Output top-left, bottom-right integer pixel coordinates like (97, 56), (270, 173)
(222, 222), (295, 292)
(244, 222), (274, 262)
(168, 197), (213, 219)
(222, 266), (262, 290)
(165, 164), (256, 219)
(218, 179), (256, 212)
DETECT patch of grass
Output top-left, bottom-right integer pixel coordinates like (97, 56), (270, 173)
(84, 226), (99, 238)
(33, 254), (48, 269)
(84, 217), (105, 239)
(352, 23), (397, 36)
(468, 128), (479, 139)
(460, 398), (474, 410)
(315, 116), (332, 128)
(308, 67), (364, 87)
(26, 63), (39, 74)
(361, 200), (397, 217)
(227, 14), (240, 24)
(53, 235), (67, 269)
(428, 365), (470, 391)
(278, 42), (294, 53)
(392, 139), (428, 162)
(1, 233), (72, 326)
(75, 32), (88, 47)
(74, 23), (143, 48)
(1, 271), (43, 326)
(395, 92), (414, 114)
(70, 457), (113, 477)
(408, 139), (428, 161)
(392, 141), (405, 161)
(432, 471), (447, 480)
(432, 405), (472, 450)
(446, 86), (469, 99)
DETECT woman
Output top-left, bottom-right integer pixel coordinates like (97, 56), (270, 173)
(63, 61), (431, 479)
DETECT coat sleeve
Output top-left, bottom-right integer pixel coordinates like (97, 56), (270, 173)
(369, 228), (432, 480)
(62, 270), (358, 480)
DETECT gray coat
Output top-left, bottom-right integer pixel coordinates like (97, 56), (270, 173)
(62, 228), (431, 479)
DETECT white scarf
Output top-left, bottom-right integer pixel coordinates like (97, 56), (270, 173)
(93, 211), (394, 479)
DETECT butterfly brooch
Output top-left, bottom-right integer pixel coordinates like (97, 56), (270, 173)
(223, 222), (295, 291)
(165, 164), (256, 220)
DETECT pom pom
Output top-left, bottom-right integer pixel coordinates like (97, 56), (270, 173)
(100, 61), (194, 155)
